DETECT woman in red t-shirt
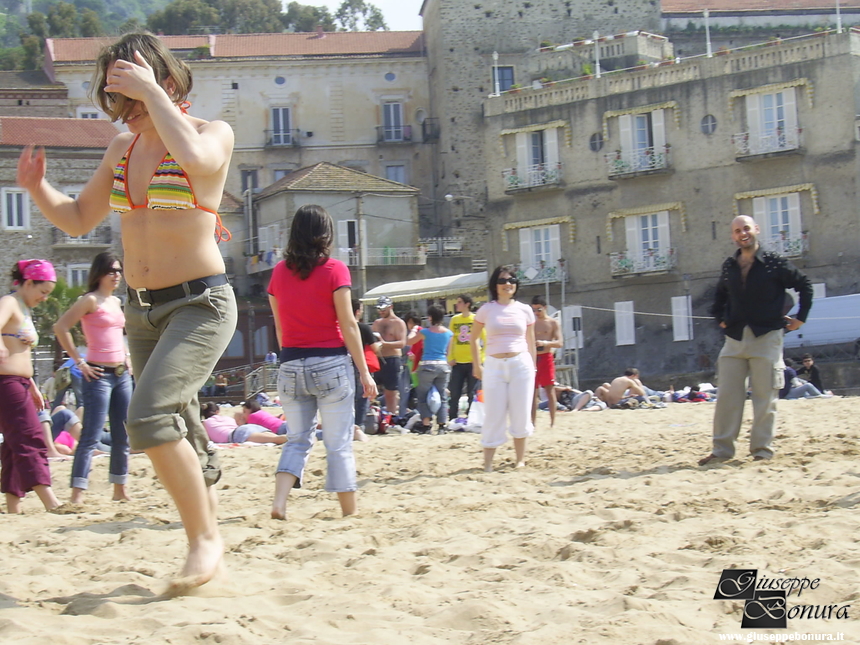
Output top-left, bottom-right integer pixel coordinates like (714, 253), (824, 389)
(267, 205), (377, 520)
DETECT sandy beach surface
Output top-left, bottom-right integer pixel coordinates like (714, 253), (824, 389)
(2, 398), (859, 644)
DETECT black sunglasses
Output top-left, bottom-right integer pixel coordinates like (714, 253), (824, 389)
(496, 277), (518, 285)
(107, 268), (123, 276)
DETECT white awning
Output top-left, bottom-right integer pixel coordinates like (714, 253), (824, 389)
(361, 272), (488, 304)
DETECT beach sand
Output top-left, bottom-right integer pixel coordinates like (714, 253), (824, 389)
(2, 398), (859, 644)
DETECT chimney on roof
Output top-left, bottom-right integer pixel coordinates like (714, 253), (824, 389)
(316, 25), (325, 38)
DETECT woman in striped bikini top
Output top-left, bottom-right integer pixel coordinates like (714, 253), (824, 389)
(110, 133), (230, 241)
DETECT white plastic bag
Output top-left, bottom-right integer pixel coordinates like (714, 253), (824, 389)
(465, 399), (484, 432)
(427, 386), (442, 413)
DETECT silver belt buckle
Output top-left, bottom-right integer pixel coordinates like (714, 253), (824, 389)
(135, 287), (151, 308)
(115, 363), (126, 377)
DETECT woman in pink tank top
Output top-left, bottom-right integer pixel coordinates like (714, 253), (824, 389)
(54, 252), (131, 506)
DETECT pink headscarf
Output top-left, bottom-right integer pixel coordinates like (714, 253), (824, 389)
(16, 259), (57, 284)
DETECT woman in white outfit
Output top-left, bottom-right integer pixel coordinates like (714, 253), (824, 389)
(470, 266), (536, 472)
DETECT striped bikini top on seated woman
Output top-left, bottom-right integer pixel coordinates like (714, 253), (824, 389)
(109, 134), (230, 241)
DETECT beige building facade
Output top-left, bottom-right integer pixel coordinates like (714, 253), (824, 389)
(481, 29), (860, 377)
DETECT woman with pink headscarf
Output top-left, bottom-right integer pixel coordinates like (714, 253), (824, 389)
(0, 259), (60, 513)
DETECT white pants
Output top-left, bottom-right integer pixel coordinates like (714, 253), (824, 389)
(481, 353), (535, 448)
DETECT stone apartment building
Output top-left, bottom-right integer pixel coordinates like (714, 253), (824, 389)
(0, 116), (121, 287)
(481, 29), (860, 377)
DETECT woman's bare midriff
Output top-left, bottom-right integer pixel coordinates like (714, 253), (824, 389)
(0, 337), (34, 378)
(120, 208), (227, 289)
(490, 352), (520, 359)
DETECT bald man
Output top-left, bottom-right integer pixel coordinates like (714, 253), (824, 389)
(699, 215), (813, 466)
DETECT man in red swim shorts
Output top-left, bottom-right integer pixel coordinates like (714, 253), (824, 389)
(531, 296), (563, 427)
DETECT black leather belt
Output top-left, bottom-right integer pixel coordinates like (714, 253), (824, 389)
(87, 362), (126, 376)
(128, 274), (228, 308)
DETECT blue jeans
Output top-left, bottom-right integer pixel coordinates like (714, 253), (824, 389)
(416, 363), (451, 425)
(71, 369), (132, 490)
(276, 354), (356, 492)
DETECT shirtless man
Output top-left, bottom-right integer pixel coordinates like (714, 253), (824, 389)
(595, 371), (646, 407)
(531, 296), (563, 426)
(371, 296), (407, 415)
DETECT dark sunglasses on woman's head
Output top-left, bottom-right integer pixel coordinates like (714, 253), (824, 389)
(107, 268), (123, 275)
(496, 277), (518, 285)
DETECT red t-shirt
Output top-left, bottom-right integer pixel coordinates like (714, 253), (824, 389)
(267, 258), (351, 347)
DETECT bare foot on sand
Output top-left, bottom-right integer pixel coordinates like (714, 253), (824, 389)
(112, 484), (131, 502)
(270, 506), (286, 520)
(167, 533), (224, 595)
(515, 461), (526, 469)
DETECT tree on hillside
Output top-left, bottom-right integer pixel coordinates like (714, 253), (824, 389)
(79, 8), (104, 36)
(335, 0), (387, 32)
(147, 0), (219, 35)
(20, 34), (42, 70)
(218, 0), (283, 34)
(283, 1), (335, 32)
(47, 2), (79, 38)
(27, 12), (49, 39)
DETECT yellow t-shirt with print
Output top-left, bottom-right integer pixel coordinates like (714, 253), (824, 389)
(448, 312), (485, 364)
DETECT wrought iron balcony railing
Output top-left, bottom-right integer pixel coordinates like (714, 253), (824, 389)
(605, 145), (670, 177)
(610, 248), (677, 276)
(762, 233), (808, 259)
(52, 224), (112, 247)
(335, 246), (427, 266)
(502, 162), (563, 192)
(376, 124), (413, 143)
(264, 128), (300, 147)
(732, 127), (802, 156)
(514, 263), (566, 285)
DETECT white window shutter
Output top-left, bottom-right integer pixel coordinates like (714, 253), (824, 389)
(787, 192), (801, 238)
(548, 224), (561, 265)
(618, 114), (633, 154)
(625, 215), (639, 259)
(544, 128), (559, 168)
(651, 109), (666, 150)
(615, 301), (635, 346)
(563, 305), (584, 349)
(746, 94), (761, 142)
(656, 211), (671, 253)
(752, 196), (766, 226)
(258, 225), (270, 252)
(516, 132), (529, 176)
(672, 295), (692, 342)
(337, 220), (350, 258)
(519, 228), (533, 269)
(359, 218), (368, 265)
(782, 89), (798, 139)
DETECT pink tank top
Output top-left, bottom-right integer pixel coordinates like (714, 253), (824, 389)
(81, 303), (126, 364)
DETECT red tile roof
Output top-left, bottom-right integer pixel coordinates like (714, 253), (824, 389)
(47, 32), (423, 64)
(663, 0), (860, 12)
(0, 117), (117, 148)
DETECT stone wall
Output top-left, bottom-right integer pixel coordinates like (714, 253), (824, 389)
(422, 0), (661, 231)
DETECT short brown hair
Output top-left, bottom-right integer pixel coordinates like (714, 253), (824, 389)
(90, 32), (192, 123)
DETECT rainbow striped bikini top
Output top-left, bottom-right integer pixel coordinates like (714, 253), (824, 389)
(110, 134), (230, 241)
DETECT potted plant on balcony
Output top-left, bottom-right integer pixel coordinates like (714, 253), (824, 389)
(508, 83), (522, 94)
(715, 46), (730, 56)
(539, 77), (554, 87)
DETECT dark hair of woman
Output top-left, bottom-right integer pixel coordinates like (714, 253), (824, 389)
(201, 402), (220, 419)
(243, 399), (262, 413)
(87, 251), (122, 293)
(283, 204), (333, 280)
(488, 265), (516, 302)
(91, 32), (192, 123)
(427, 305), (445, 326)
(404, 310), (421, 326)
